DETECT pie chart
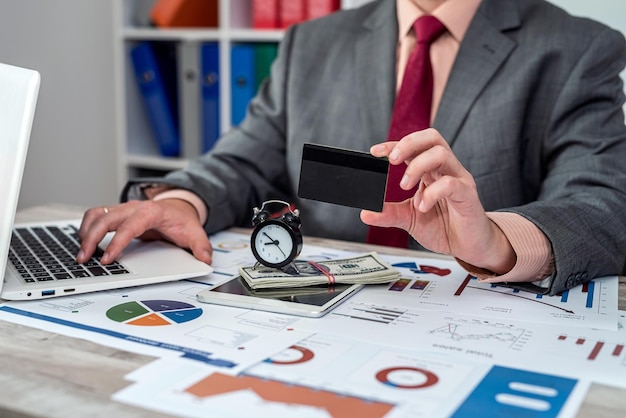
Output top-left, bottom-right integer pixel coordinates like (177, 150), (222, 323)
(375, 366), (439, 389)
(264, 345), (315, 365)
(106, 300), (203, 326)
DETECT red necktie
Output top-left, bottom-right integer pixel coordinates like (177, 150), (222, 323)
(367, 15), (446, 248)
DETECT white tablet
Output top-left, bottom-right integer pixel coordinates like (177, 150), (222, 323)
(196, 275), (363, 317)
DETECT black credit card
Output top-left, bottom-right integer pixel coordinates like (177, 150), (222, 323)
(298, 143), (388, 212)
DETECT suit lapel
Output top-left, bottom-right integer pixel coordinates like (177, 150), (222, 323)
(355, 0), (397, 146)
(434, 0), (520, 145)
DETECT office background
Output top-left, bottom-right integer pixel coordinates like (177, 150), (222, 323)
(0, 0), (624, 211)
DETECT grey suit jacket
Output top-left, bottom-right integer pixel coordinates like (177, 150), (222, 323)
(124, 0), (626, 295)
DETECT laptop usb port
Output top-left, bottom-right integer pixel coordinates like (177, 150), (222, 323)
(41, 290), (55, 296)
(63, 288), (75, 293)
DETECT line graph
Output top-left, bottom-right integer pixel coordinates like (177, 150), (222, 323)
(429, 317), (530, 350)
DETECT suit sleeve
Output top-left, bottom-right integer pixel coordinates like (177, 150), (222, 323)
(507, 27), (626, 295)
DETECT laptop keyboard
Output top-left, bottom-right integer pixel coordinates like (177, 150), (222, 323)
(8, 224), (130, 283)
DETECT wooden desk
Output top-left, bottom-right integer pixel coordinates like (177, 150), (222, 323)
(1, 204), (625, 417)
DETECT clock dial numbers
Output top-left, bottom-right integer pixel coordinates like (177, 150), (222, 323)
(254, 223), (295, 265)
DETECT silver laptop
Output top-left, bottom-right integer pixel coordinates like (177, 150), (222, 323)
(0, 62), (213, 300)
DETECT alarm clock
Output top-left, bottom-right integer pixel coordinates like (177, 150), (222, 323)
(250, 200), (303, 269)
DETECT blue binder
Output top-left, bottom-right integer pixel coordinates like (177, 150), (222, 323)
(201, 43), (220, 153)
(230, 44), (256, 126)
(130, 42), (180, 157)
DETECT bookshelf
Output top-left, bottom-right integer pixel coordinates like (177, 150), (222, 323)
(112, 0), (369, 189)
(113, 0), (276, 188)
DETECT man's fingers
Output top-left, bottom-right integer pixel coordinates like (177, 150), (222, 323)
(77, 199), (213, 267)
(77, 201), (161, 263)
(77, 208), (116, 263)
(399, 145), (451, 190)
(188, 232), (214, 265)
(98, 220), (152, 264)
(416, 174), (478, 215)
(360, 201), (412, 229)
(387, 129), (447, 163)
(370, 141), (399, 157)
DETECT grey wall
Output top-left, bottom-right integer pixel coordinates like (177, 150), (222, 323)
(0, 0), (118, 210)
(550, 0), (626, 35)
(550, 0), (626, 111)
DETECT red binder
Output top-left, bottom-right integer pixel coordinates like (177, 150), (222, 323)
(279, 0), (306, 28)
(252, 0), (280, 29)
(150, 0), (219, 28)
(307, 0), (341, 20)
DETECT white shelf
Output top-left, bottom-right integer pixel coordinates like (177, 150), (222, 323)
(120, 28), (222, 41)
(228, 29), (285, 42)
(121, 28), (284, 42)
(126, 155), (189, 171)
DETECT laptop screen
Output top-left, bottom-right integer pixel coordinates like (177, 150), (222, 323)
(0, 63), (41, 286)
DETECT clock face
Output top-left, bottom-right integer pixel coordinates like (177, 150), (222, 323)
(251, 221), (300, 268)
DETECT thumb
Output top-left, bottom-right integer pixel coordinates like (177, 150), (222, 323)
(187, 229), (213, 265)
(360, 201), (412, 229)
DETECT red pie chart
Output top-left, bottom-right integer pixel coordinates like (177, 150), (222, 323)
(265, 345), (315, 365)
(375, 366), (439, 389)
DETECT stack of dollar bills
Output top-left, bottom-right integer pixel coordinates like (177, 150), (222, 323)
(238, 253), (400, 289)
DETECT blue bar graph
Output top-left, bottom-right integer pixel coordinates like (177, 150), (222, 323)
(584, 281), (595, 308)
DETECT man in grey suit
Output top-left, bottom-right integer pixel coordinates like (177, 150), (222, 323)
(78, 0), (626, 296)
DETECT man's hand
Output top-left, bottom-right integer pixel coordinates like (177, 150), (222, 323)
(77, 199), (213, 265)
(360, 128), (515, 275)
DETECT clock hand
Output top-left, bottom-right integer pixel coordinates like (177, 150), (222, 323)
(263, 232), (278, 244)
(264, 241), (287, 257)
(262, 232), (287, 257)
(275, 245), (286, 257)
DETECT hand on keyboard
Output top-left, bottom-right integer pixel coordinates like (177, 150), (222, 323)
(76, 199), (213, 266)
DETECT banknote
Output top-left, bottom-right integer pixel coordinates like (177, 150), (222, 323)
(239, 253), (400, 289)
